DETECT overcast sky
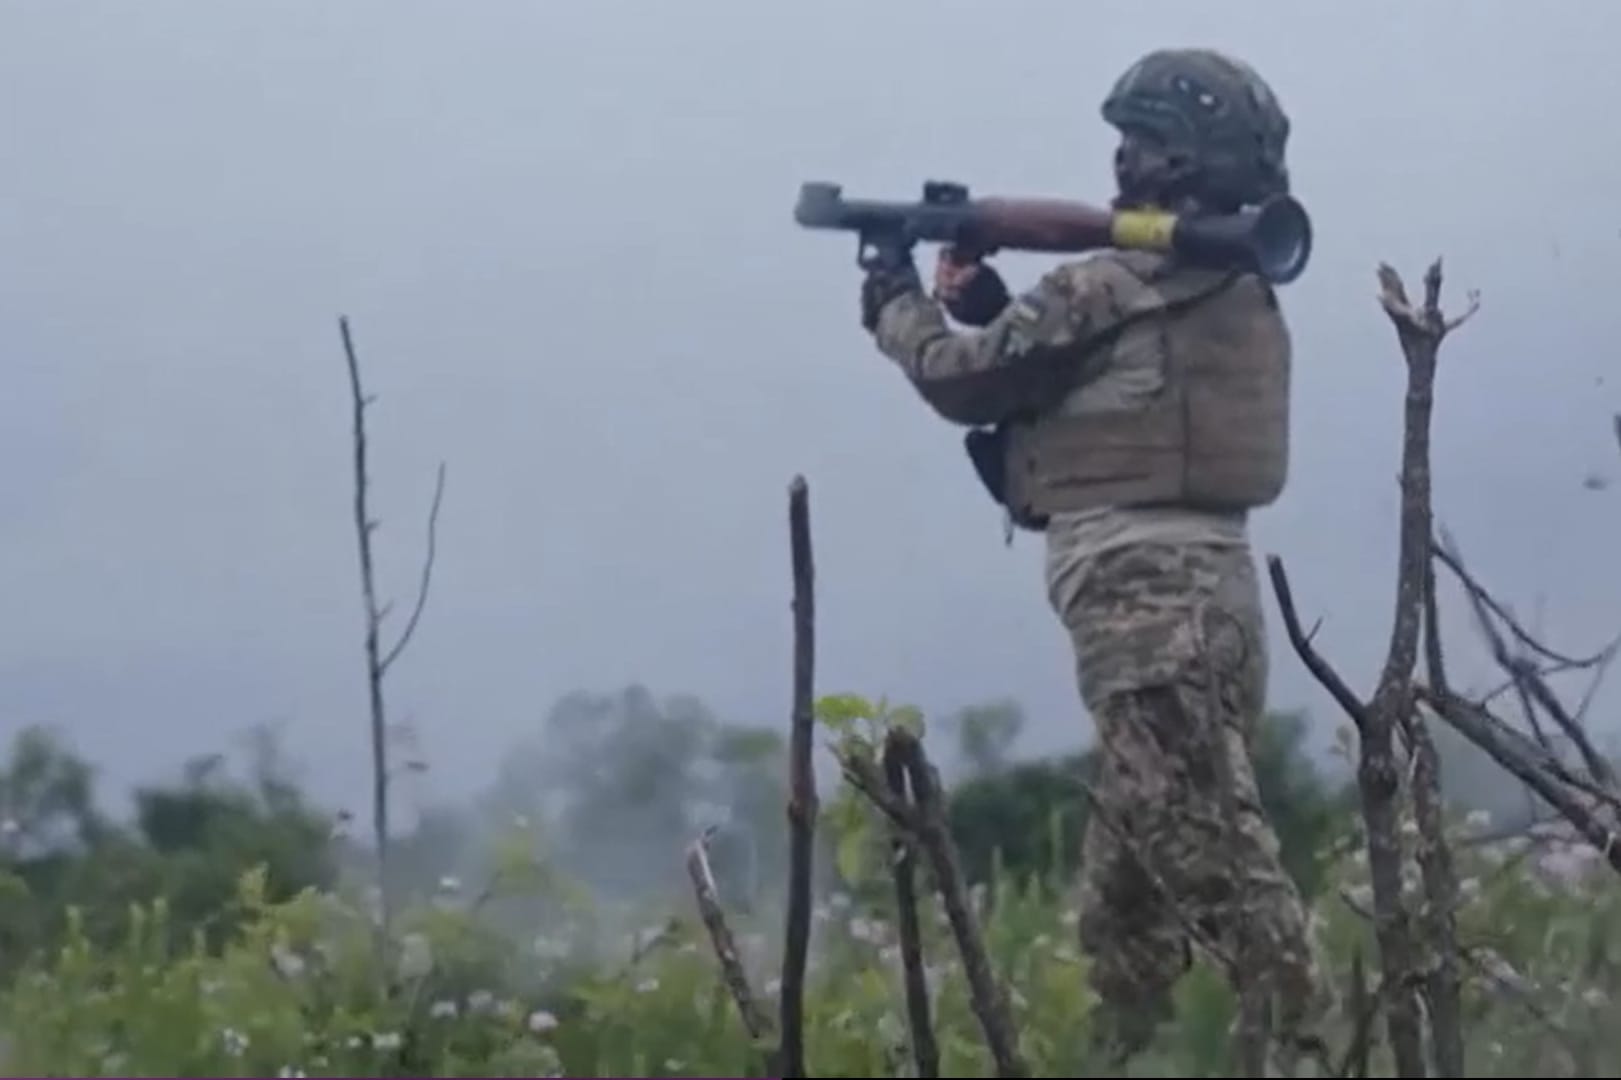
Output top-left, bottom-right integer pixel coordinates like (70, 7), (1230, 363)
(4, 1), (1621, 815)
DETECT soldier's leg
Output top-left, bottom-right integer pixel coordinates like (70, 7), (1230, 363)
(1075, 692), (1195, 1059)
(1196, 673), (1331, 1062)
(1160, 593), (1329, 1073)
(1089, 677), (1329, 1063)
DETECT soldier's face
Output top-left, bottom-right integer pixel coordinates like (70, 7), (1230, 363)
(1111, 131), (1193, 211)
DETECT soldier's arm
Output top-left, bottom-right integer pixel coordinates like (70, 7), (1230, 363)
(868, 260), (1129, 427)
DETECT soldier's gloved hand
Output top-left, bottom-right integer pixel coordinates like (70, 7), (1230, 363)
(934, 246), (1011, 327)
(860, 260), (923, 333)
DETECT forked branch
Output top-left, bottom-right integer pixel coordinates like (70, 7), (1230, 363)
(338, 315), (447, 959)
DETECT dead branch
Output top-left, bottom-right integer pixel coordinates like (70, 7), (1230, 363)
(1362, 258), (1476, 1078)
(841, 731), (1028, 1078)
(1433, 535), (1613, 671)
(1435, 531), (1616, 786)
(1268, 260), (1477, 1078)
(1418, 688), (1621, 874)
(778, 475), (817, 1080)
(686, 827), (774, 1042)
(379, 462), (446, 674)
(339, 315), (447, 959)
(1264, 556), (1369, 728)
(1269, 554), (1425, 1076)
(884, 743), (939, 1079)
(1405, 713), (1464, 1076)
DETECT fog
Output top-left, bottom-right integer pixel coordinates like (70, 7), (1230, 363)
(4, 1), (1620, 819)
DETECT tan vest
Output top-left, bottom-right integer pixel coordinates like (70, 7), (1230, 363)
(1001, 251), (1290, 525)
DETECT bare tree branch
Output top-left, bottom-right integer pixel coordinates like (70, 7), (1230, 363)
(1265, 557), (1370, 729)
(884, 743), (939, 1079)
(1433, 536), (1613, 671)
(687, 827), (774, 1043)
(1405, 713), (1464, 1076)
(1269, 260), (1476, 1077)
(841, 730), (1028, 1078)
(340, 316), (399, 958)
(1434, 531), (1615, 787)
(379, 460), (446, 674)
(778, 475), (817, 1080)
(1419, 687), (1621, 874)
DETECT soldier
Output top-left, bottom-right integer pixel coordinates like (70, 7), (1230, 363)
(857, 48), (1327, 1064)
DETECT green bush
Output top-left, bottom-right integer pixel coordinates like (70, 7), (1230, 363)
(5, 696), (1619, 1076)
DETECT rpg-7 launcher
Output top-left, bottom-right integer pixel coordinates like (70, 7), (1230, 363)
(793, 179), (1312, 286)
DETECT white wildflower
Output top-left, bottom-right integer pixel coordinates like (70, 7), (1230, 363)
(532, 934), (569, 961)
(437, 874), (461, 894)
(270, 941), (305, 978)
(1399, 817), (1420, 841)
(372, 1031), (403, 1051)
(1458, 877), (1482, 903)
(879, 944), (901, 967)
(636, 976), (660, 994)
(875, 1011), (906, 1046)
(397, 931), (433, 979)
(1582, 986), (1608, 1008)
(664, 1058), (686, 1072)
(429, 999), (458, 1019)
(633, 924), (666, 952)
(497, 999), (520, 1020)
(829, 891), (852, 910)
(527, 1009), (559, 1034)
(0, 817), (18, 836)
(1345, 884), (1374, 911)
(812, 902), (832, 923)
(1475, 948), (1533, 996)
(533, 1044), (564, 1078)
(1011, 987), (1029, 1011)
(277, 1068), (306, 1078)
(1060, 908), (1080, 928)
(221, 1027), (249, 1057)
(468, 988), (496, 1012)
(346, 1035), (364, 1049)
(765, 977), (782, 995)
(849, 914), (888, 940)
(677, 941), (699, 956)
(1465, 808), (1492, 830)
(1032, 933), (1052, 949)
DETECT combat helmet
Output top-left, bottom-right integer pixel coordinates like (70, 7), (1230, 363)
(1101, 48), (1291, 211)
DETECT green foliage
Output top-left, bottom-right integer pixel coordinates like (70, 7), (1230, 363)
(946, 752), (1090, 890)
(0, 727), (337, 971)
(7, 688), (1621, 1076)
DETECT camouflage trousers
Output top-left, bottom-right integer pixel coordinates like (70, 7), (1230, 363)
(1048, 538), (1328, 1064)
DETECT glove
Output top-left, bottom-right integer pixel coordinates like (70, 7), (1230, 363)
(934, 246), (1011, 327)
(860, 259), (923, 333)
